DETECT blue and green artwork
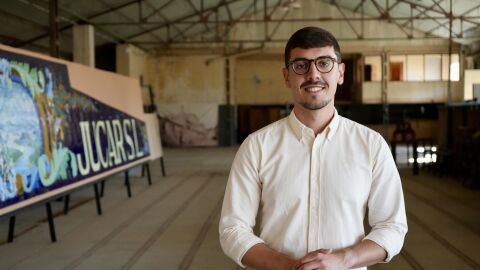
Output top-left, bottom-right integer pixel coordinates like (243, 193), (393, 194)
(0, 49), (149, 213)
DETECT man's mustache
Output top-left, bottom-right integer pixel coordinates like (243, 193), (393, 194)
(300, 81), (328, 88)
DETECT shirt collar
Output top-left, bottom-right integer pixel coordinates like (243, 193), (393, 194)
(288, 108), (340, 141)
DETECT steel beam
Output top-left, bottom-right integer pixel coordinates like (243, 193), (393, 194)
(397, 0), (447, 15)
(267, 2), (290, 40)
(49, 0), (59, 57)
(425, 2), (480, 36)
(370, 0), (412, 38)
(221, 0), (256, 38)
(98, 0), (165, 44)
(132, 35), (472, 46)
(143, 0), (186, 41)
(16, 0), (139, 47)
(126, 0), (243, 40)
(333, 2), (361, 38)
(187, 0), (210, 31)
(142, 0), (175, 21)
(92, 15), (480, 26)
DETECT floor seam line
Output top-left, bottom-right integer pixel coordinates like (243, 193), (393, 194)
(62, 172), (198, 270)
(404, 186), (480, 237)
(178, 194), (224, 270)
(400, 249), (426, 270)
(119, 173), (217, 270)
(407, 212), (480, 269)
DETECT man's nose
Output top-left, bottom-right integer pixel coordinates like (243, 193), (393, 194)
(306, 61), (321, 81)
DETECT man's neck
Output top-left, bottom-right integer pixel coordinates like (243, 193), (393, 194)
(293, 104), (335, 135)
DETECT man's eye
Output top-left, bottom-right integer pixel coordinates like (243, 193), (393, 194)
(318, 60), (331, 67)
(295, 62), (308, 69)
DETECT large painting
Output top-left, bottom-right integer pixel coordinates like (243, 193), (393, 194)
(0, 47), (149, 215)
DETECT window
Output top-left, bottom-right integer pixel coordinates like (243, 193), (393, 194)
(425, 54), (441, 81)
(364, 56), (382, 81)
(389, 55), (406, 81)
(407, 55), (424, 81)
(387, 53), (459, 82)
(442, 54), (459, 81)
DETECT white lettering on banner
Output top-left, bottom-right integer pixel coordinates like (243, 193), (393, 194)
(112, 120), (127, 164)
(77, 121), (91, 175)
(76, 118), (144, 176)
(94, 121), (109, 169)
(131, 119), (144, 158)
(88, 123), (101, 173)
(105, 121), (119, 166)
(123, 120), (136, 160)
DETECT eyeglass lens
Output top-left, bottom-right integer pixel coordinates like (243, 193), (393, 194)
(292, 57), (334, 74)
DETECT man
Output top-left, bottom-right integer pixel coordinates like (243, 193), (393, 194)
(219, 26), (407, 270)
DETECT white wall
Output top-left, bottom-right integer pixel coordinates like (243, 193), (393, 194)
(464, 69), (480, 100)
(362, 81), (463, 103)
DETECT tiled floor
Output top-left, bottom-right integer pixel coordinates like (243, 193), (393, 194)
(0, 147), (479, 270)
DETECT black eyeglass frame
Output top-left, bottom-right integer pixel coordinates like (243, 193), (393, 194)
(287, 56), (340, 75)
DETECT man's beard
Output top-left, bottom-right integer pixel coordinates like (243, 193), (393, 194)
(299, 80), (332, 110)
(300, 98), (332, 110)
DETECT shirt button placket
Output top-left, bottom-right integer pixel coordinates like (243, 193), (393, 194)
(308, 136), (321, 252)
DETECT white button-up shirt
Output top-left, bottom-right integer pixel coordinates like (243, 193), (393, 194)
(219, 110), (407, 269)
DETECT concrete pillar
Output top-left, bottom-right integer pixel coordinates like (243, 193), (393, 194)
(116, 44), (131, 76)
(115, 44), (147, 78)
(116, 43), (149, 106)
(73, 24), (95, 67)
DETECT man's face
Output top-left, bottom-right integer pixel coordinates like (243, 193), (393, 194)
(282, 46), (345, 111)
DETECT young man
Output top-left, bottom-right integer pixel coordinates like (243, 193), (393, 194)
(219, 26), (407, 270)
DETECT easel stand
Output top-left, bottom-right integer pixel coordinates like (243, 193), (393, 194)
(8, 201), (59, 243)
(124, 161), (155, 196)
(7, 215), (15, 243)
(124, 170), (132, 198)
(160, 157), (166, 177)
(7, 180), (106, 243)
(141, 157), (166, 178)
(6, 161), (164, 243)
(45, 202), (56, 242)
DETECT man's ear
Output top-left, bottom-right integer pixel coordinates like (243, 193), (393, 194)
(282, 67), (290, 88)
(337, 63), (345, 85)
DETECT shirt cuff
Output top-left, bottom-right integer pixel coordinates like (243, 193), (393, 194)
(363, 231), (403, 262)
(235, 238), (265, 268)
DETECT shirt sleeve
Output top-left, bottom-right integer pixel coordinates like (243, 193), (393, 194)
(364, 134), (408, 262)
(219, 135), (265, 267)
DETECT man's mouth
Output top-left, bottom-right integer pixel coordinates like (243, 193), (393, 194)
(303, 85), (327, 92)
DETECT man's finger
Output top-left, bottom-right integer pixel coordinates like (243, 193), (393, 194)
(317, 248), (332, 254)
(300, 251), (327, 264)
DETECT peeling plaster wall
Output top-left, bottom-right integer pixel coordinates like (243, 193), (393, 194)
(117, 45), (225, 146)
(146, 55), (225, 146)
(147, 55), (224, 104)
(235, 57), (290, 104)
(117, 45), (225, 105)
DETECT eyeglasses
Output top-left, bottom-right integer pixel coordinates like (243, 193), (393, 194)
(287, 56), (339, 75)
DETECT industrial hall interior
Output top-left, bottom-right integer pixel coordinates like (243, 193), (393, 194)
(0, 0), (479, 269)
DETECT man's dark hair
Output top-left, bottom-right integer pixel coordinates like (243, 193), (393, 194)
(284, 26), (342, 67)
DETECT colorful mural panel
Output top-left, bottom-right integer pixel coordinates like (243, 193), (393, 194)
(0, 49), (149, 214)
